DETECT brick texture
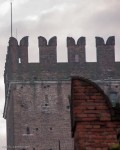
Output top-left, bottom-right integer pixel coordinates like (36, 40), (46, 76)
(6, 82), (73, 150)
(3, 36), (120, 150)
(71, 78), (120, 150)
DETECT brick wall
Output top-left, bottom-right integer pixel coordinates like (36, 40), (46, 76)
(71, 77), (120, 150)
(3, 36), (120, 150)
(6, 90), (14, 150)
(6, 81), (73, 150)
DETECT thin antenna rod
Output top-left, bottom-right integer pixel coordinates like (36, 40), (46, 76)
(11, 2), (13, 37)
(16, 28), (17, 39)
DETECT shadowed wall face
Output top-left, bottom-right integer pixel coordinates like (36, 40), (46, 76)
(71, 78), (120, 150)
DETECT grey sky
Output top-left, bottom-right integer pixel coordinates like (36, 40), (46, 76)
(0, 0), (120, 149)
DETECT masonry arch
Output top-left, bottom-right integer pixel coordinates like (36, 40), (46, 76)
(71, 77), (120, 150)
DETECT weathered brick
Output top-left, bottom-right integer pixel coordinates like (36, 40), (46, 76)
(3, 36), (120, 150)
(72, 78), (120, 150)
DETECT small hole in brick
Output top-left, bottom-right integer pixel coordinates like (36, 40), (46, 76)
(21, 104), (24, 108)
(26, 127), (30, 134)
(36, 128), (38, 131)
(44, 86), (46, 88)
(101, 124), (106, 128)
(66, 106), (70, 109)
(33, 148), (35, 150)
(21, 86), (23, 89)
(45, 104), (48, 106)
(47, 85), (50, 87)
(50, 127), (52, 130)
(116, 85), (118, 88)
(33, 77), (37, 80)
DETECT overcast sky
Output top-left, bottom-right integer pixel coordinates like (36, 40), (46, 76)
(0, 0), (120, 149)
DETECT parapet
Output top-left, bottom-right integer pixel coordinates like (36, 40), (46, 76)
(6, 37), (29, 72)
(9, 37), (18, 46)
(38, 36), (57, 46)
(106, 36), (115, 45)
(38, 36), (47, 46)
(48, 36), (57, 46)
(38, 36), (57, 64)
(67, 37), (75, 46)
(96, 36), (115, 71)
(96, 36), (115, 46)
(67, 37), (86, 46)
(67, 37), (86, 64)
(77, 37), (86, 46)
(5, 36), (116, 75)
(20, 36), (29, 46)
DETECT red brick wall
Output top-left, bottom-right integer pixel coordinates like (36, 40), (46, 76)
(71, 78), (120, 150)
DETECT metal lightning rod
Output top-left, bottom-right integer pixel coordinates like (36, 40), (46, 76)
(10, 1), (13, 37)
(16, 28), (17, 39)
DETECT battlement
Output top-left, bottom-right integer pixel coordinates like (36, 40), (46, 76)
(96, 36), (115, 46)
(38, 36), (57, 46)
(67, 37), (86, 46)
(5, 36), (120, 82)
(7, 36), (115, 63)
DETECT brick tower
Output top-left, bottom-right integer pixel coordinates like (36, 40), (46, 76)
(3, 36), (73, 150)
(3, 36), (120, 150)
